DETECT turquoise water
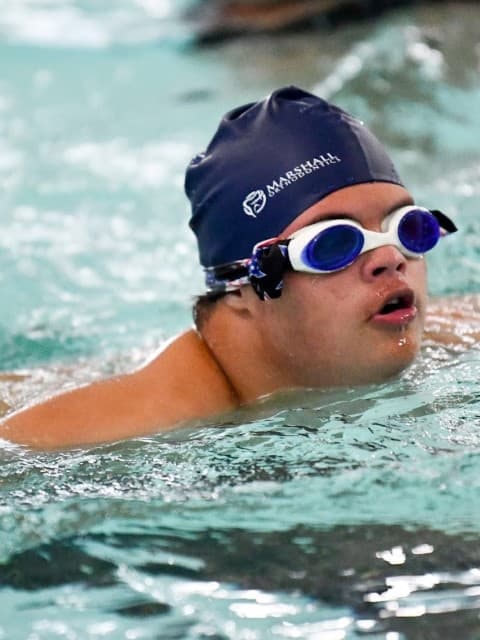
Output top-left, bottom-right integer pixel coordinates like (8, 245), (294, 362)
(1, 1), (480, 638)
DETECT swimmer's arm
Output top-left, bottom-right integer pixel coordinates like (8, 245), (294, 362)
(0, 330), (237, 450)
(424, 294), (480, 346)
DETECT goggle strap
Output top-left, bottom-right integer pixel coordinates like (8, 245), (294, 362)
(205, 260), (250, 294)
(431, 209), (458, 235)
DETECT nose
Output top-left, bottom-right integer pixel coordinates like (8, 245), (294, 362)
(359, 244), (408, 281)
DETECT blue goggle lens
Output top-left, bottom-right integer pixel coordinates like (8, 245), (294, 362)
(303, 225), (364, 271)
(398, 209), (440, 253)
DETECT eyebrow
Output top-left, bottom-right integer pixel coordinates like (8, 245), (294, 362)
(305, 197), (416, 226)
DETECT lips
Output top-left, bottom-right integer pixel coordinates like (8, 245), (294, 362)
(371, 288), (417, 326)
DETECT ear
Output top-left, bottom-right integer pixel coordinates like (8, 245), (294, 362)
(222, 287), (258, 317)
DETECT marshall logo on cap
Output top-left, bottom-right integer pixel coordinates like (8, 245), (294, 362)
(242, 152), (343, 218)
(186, 86), (404, 268)
(243, 190), (267, 217)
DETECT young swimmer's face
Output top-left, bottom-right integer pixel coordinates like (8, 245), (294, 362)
(246, 182), (428, 388)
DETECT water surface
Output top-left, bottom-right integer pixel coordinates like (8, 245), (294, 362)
(1, 2), (480, 638)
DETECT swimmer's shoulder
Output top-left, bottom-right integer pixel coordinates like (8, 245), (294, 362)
(0, 329), (239, 449)
(424, 294), (480, 347)
(141, 328), (239, 417)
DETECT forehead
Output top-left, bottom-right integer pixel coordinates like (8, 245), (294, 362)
(281, 182), (414, 237)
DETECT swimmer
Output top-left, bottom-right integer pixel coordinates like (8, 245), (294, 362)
(0, 86), (478, 449)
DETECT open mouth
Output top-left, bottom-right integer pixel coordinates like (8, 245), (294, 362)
(377, 291), (415, 316)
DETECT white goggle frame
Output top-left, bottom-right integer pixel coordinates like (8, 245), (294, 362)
(287, 205), (436, 274)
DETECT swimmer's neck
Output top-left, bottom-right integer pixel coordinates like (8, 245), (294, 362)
(198, 305), (298, 404)
(162, 328), (242, 411)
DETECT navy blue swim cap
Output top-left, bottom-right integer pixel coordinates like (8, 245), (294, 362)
(186, 86), (404, 268)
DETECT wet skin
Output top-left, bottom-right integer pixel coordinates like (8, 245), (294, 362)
(0, 183), (455, 449)
(237, 182), (427, 389)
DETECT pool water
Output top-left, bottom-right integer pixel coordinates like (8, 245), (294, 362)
(1, 1), (480, 638)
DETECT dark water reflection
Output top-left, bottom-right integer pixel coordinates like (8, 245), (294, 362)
(3, 524), (480, 638)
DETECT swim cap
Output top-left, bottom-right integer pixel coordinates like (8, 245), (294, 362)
(186, 86), (403, 268)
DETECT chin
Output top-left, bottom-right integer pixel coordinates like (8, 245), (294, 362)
(368, 344), (420, 383)
(373, 325), (423, 376)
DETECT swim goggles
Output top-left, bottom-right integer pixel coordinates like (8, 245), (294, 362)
(205, 205), (457, 300)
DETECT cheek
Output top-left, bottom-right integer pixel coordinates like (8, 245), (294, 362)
(273, 275), (352, 340)
(420, 261), (428, 291)
(291, 274), (353, 311)
(411, 260), (428, 305)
